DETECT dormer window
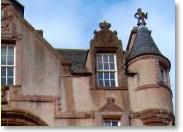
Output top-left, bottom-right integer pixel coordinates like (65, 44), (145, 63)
(96, 53), (118, 87)
(89, 21), (127, 90)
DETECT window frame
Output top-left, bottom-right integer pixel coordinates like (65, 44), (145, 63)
(102, 118), (121, 126)
(96, 53), (118, 87)
(159, 64), (170, 87)
(1, 44), (16, 86)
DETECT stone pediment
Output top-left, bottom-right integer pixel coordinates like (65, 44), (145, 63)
(99, 97), (123, 112)
(91, 21), (120, 47)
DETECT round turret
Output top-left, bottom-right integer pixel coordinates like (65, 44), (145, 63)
(126, 26), (174, 126)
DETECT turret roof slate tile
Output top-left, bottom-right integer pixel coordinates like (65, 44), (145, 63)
(126, 27), (162, 62)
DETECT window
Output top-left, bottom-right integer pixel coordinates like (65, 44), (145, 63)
(159, 66), (165, 82)
(159, 65), (170, 86)
(1, 45), (15, 86)
(102, 119), (121, 126)
(96, 53), (118, 87)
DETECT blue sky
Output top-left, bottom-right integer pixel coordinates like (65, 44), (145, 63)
(18, 0), (175, 111)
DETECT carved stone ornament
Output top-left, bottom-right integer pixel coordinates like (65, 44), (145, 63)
(1, 0), (14, 34)
(1, 0), (14, 21)
(92, 21), (118, 44)
(2, 21), (13, 33)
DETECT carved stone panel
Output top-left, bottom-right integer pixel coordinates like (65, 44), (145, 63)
(2, 21), (13, 33)
(92, 21), (119, 46)
(1, 0), (16, 34)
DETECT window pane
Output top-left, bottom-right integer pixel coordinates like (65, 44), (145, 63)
(98, 80), (104, 87)
(98, 72), (103, 79)
(160, 69), (164, 82)
(109, 55), (114, 62)
(7, 67), (14, 77)
(110, 80), (116, 87)
(1, 67), (6, 76)
(1, 55), (6, 65)
(112, 121), (118, 126)
(166, 72), (170, 86)
(103, 55), (108, 62)
(1, 46), (6, 56)
(7, 77), (13, 85)
(105, 80), (110, 87)
(103, 121), (111, 126)
(109, 63), (115, 70)
(104, 63), (109, 70)
(96, 53), (117, 87)
(1, 77), (6, 85)
(110, 72), (115, 79)
(97, 55), (102, 63)
(8, 47), (14, 56)
(97, 63), (103, 70)
(104, 72), (109, 79)
(7, 56), (14, 65)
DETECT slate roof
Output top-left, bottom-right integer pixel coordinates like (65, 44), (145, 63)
(56, 49), (89, 74)
(56, 27), (169, 73)
(126, 27), (162, 62)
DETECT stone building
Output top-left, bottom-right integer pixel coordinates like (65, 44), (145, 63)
(1, 0), (174, 126)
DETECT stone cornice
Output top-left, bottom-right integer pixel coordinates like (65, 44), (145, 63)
(11, 95), (58, 102)
(135, 84), (172, 97)
(54, 112), (94, 119)
(126, 54), (171, 70)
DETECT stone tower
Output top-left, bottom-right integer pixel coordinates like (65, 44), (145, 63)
(126, 25), (174, 125)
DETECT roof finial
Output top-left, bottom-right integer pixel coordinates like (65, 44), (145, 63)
(134, 8), (148, 27)
(99, 21), (111, 30)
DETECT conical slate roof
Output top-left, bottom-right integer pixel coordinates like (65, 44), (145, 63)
(126, 27), (162, 62)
